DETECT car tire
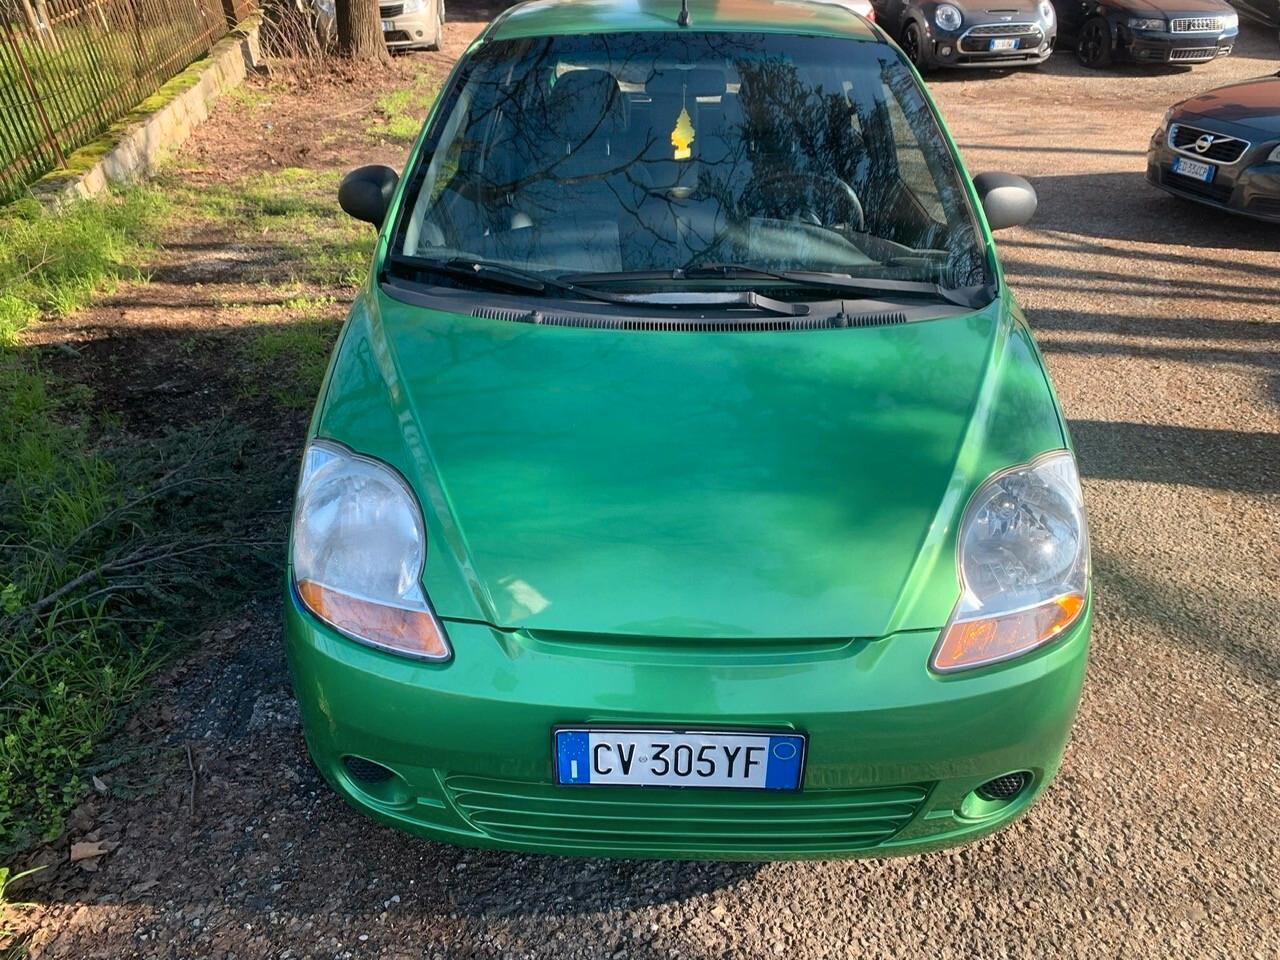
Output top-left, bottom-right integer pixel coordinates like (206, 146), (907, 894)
(1075, 17), (1113, 68)
(427, 0), (444, 50)
(902, 21), (931, 72)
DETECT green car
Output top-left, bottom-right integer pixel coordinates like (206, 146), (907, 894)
(285, 0), (1092, 860)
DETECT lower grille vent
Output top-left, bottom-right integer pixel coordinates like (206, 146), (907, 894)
(446, 775), (932, 853)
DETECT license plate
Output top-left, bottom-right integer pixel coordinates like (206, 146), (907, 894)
(1172, 156), (1214, 182)
(554, 728), (806, 790)
(381, 19), (393, 29)
(989, 37), (1019, 50)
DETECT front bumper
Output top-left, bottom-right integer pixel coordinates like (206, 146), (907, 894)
(927, 21), (1055, 68)
(285, 587), (1092, 860)
(1119, 26), (1236, 63)
(378, 3), (437, 49)
(1147, 135), (1280, 223)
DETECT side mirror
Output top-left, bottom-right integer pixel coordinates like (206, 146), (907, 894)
(338, 164), (399, 226)
(973, 172), (1037, 231)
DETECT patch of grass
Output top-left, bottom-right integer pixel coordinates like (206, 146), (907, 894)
(367, 70), (440, 143)
(0, 183), (287, 856)
(0, 191), (167, 344)
(239, 295), (342, 408)
(223, 83), (273, 112)
(161, 168), (374, 286)
(0, 357), (279, 854)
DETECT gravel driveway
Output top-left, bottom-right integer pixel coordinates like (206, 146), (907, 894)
(16, 12), (1280, 960)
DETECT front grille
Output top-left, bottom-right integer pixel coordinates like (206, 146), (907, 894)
(965, 22), (1041, 35)
(1170, 123), (1249, 164)
(383, 30), (412, 42)
(1170, 16), (1225, 32)
(1161, 169), (1233, 204)
(445, 775), (932, 853)
(1168, 46), (1217, 60)
(379, 3), (404, 16)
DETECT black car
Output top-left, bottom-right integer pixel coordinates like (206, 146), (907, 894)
(1147, 72), (1280, 222)
(1053, 0), (1239, 66)
(872, 0), (1057, 69)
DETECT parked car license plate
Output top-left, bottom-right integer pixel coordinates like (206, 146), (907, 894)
(554, 728), (806, 790)
(381, 19), (394, 29)
(989, 38), (1019, 50)
(1172, 156), (1214, 182)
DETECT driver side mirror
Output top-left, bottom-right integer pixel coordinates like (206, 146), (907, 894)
(973, 172), (1037, 231)
(338, 164), (399, 227)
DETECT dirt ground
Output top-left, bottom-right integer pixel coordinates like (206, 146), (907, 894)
(5, 6), (1279, 959)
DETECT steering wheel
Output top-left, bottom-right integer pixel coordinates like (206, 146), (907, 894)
(739, 172), (865, 233)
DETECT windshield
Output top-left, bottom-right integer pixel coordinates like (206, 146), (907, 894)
(392, 31), (990, 293)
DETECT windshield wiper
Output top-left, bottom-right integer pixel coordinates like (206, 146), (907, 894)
(390, 255), (809, 316)
(685, 264), (987, 308)
(565, 264), (988, 309)
(389, 254), (620, 302)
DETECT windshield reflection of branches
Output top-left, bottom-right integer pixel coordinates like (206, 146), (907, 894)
(398, 32), (987, 288)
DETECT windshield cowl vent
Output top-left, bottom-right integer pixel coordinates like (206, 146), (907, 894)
(470, 307), (908, 333)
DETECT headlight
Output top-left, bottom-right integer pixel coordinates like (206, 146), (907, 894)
(1038, 0), (1055, 23)
(291, 440), (451, 661)
(1221, 12), (1238, 28)
(1269, 144), (1280, 163)
(934, 3), (963, 30)
(932, 451), (1089, 673)
(1127, 17), (1165, 30)
(400, 0), (425, 11)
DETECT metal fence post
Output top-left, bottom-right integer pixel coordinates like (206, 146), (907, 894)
(0, 18), (66, 168)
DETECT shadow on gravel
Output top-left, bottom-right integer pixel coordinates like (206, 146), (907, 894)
(1070, 418), (1280, 496)
(1094, 547), (1280, 684)
(1025, 171), (1280, 250)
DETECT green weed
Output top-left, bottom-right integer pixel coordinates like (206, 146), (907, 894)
(367, 70), (440, 143)
(0, 357), (281, 854)
(0, 191), (167, 344)
(1, 862), (45, 956)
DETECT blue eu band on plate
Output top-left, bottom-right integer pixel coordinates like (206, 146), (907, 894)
(555, 729), (806, 790)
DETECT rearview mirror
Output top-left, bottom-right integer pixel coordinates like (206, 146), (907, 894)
(973, 173), (1037, 231)
(338, 165), (399, 227)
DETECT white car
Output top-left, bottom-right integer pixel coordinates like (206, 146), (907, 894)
(831, 0), (877, 20)
(314, 0), (444, 51)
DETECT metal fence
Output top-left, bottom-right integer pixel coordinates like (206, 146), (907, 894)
(0, 0), (254, 203)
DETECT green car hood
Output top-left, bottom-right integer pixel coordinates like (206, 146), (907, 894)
(315, 288), (1067, 640)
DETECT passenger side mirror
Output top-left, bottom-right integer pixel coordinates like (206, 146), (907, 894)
(973, 172), (1037, 231)
(338, 165), (399, 227)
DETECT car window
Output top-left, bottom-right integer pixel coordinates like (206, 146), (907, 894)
(393, 32), (988, 291)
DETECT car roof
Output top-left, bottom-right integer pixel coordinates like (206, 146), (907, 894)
(486, 0), (881, 43)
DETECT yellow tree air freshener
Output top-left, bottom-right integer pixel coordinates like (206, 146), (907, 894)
(672, 106), (694, 161)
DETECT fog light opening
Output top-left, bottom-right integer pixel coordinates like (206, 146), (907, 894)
(959, 771), (1034, 820)
(939, 45), (953, 55)
(344, 755), (394, 784)
(976, 771), (1031, 802)
(341, 755), (413, 807)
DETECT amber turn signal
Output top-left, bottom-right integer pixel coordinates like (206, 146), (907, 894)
(297, 579), (451, 661)
(933, 592), (1085, 673)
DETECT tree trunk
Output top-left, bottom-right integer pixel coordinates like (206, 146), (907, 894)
(336, 0), (391, 63)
